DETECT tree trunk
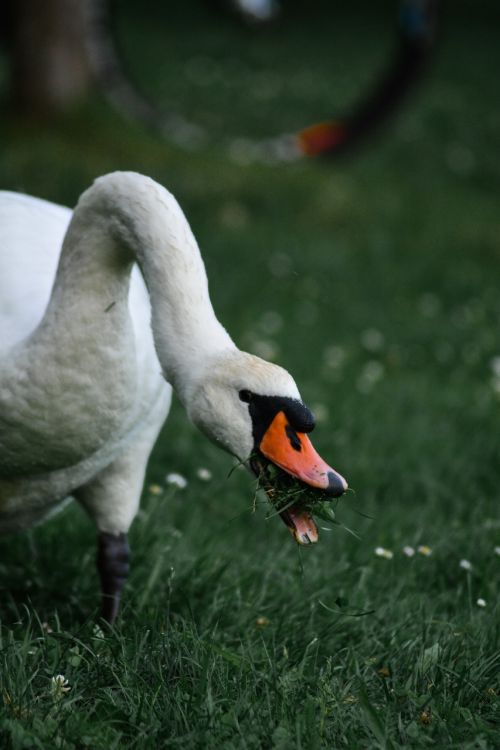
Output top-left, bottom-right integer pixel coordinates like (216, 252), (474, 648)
(8, 0), (92, 115)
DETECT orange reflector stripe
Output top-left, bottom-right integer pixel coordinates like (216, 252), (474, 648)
(297, 121), (346, 156)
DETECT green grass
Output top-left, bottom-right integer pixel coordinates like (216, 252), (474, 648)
(1, 1), (500, 747)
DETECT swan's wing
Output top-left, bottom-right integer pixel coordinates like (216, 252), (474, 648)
(0, 191), (71, 352)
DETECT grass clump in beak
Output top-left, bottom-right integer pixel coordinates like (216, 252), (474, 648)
(251, 456), (348, 544)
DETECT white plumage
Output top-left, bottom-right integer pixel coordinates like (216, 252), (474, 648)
(0, 172), (300, 537)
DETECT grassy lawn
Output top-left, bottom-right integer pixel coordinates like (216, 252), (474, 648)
(1, 1), (500, 747)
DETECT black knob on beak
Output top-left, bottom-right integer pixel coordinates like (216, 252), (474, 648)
(326, 471), (347, 498)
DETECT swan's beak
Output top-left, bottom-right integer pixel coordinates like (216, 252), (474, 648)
(257, 410), (347, 546)
(259, 411), (348, 496)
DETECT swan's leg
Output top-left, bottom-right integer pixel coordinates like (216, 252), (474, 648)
(76, 452), (147, 623)
(75, 417), (165, 623)
(97, 531), (130, 624)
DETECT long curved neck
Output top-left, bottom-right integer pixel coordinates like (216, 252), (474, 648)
(41, 172), (235, 399)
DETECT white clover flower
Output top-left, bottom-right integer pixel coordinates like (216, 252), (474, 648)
(417, 545), (432, 556)
(255, 616), (270, 628)
(51, 675), (71, 698)
(375, 547), (393, 560)
(252, 339), (279, 361)
(357, 361), (385, 394)
(494, 546), (500, 556)
(166, 473), (188, 489)
(402, 546), (415, 557)
(92, 624), (105, 640)
(196, 467), (212, 481)
(476, 598), (487, 608)
(490, 357), (500, 377)
(361, 328), (385, 353)
(311, 403), (329, 424)
(459, 559), (472, 571)
(323, 345), (346, 370)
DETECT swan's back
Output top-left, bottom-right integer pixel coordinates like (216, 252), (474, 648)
(0, 191), (70, 352)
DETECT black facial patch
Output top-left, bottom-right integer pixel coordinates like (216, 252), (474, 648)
(247, 394), (315, 447)
(285, 424), (302, 452)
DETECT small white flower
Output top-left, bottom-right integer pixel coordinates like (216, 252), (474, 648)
(196, 467), (212, 481)
(323, 345), (346, 370)
(375, 547), (393, 560)
(252, 339), (279, 361)
(402, 546), (415, 557)
(311, 403), (329, 424)
(92, 624), (105, 640)
(51, 674), (71, 698)
(357, 361), (385, 393)
(490, 357), (500, 377)
(361, 328), (385, 353)
(459, 559), (472, 571)
(417, 545), (433, 556)
(476, 598), (487, 608)
(494, 546), (500, 556)
(166, 473), (188, 489)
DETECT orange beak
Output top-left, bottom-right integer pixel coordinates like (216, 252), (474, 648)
(259, 411), (347, 496)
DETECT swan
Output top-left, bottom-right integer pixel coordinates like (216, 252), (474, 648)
(0, 172), (347, 623)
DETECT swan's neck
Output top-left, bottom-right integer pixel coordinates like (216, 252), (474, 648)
(42, 173), (235, 400)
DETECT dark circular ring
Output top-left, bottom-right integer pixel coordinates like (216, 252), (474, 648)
(89, 0), (439, 161)
(296, 0), (438, 157)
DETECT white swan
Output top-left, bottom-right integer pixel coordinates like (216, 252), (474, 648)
(0, 172), (347, 622)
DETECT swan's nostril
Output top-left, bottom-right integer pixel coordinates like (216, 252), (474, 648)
(326, 471), (347, 498)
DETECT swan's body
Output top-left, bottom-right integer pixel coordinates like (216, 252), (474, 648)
(0, 172), (346, 621)
(0, 188), (170, 532)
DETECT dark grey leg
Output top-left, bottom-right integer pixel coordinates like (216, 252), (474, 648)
(97, 532), (130, 624)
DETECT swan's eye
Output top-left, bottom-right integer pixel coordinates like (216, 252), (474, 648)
(239, 389), (252, 403)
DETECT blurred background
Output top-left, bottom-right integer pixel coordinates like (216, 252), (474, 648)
(1, 0), (500, 594)
(1, 0), (500, 586)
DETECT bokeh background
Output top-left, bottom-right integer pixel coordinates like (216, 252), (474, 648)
(1, 1), (499, 747)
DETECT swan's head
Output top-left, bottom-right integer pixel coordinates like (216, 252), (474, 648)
(186, 350), (347, 544)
